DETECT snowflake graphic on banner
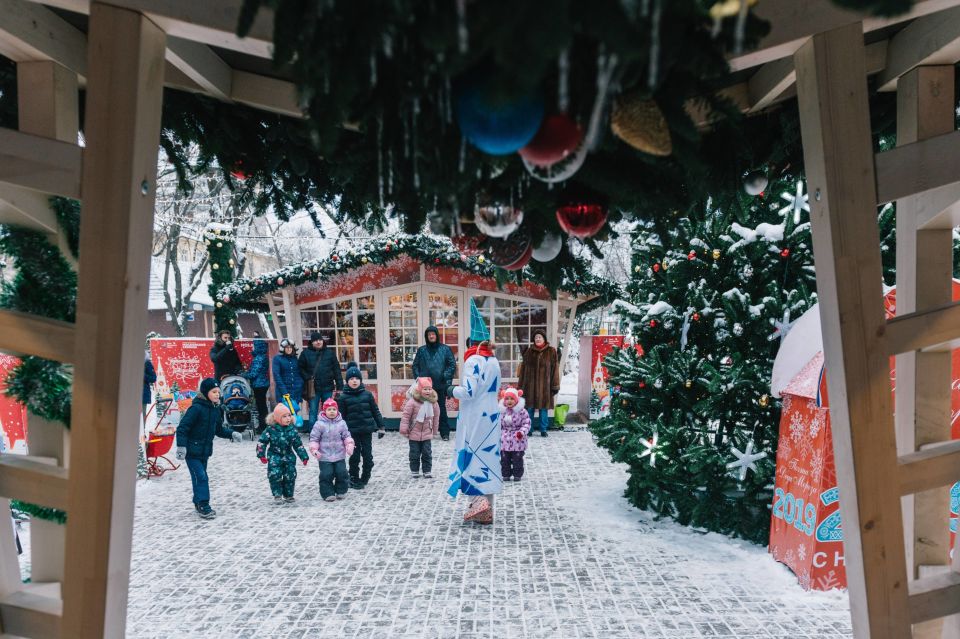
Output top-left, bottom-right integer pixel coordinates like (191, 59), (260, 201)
(797, 545), (807, 562)
(809, 411), (825, 439)
(789, 411), (805, 443)
(779, 180), (810, 224)
(798, 571), (812, 590)
(817, 571), (842, 590)
(810, 449), (825, 483)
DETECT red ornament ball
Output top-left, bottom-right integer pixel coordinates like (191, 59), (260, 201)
(652, 263), (661, 273)
(331, 255), (339, 261)
(230, 160), (248, 180)
(693, 313), (700, 321)
(780, 248), (790, 258)
(277, 277), (284, 286)
(639, 381), (646, 389)
(649, 320), (658, 328)
(556, 202), (608, 238)
(518, 113), (584, 167)
(687, 250), (696, 260)
(434, 258), (441, 264)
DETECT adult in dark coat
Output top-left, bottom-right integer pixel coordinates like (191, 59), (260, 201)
(337, 362), (385, 488)
(411, 325), (457, 440)
(272, 339), (304, 417)
(244, 339), (271, 433)
(516, 328), (560, 437)
(209, 330), (244, 380)
(142, 356), (157, 419)
(175, 378), (241, 519)
(298, 332), (343, 426)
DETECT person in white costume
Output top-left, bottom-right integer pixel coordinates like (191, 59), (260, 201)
(446, 338), (502, 524)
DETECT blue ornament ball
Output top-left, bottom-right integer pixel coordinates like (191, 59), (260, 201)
(455, 76), (544, 156)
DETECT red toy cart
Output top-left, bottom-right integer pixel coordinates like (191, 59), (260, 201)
(145, 431), (179, 478)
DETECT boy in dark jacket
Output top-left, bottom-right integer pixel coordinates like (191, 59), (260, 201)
(210, 330), (244, 381)
(337, 362), (385, 489)
(411, 326), (456, 440)
(244, 339), (271, 433)
(175, 378), (242, 519)
(257, 403), (309, 503)
(298, 332), (343, 426)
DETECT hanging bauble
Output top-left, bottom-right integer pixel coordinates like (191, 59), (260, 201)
(216, 242), (223, 248)
(743, 170), (768, 196)
(758, 394), (770, 408)
(474, 203), (524, 238)
(229, 319), (236, 325)
(556, 202), (608, 238)
(712, 249), (721, 260)
(212, 263), (219, 270)
(216, 302), (223, 308)
(243, 285), (250, 291)
(230, 160), (249, 180)
(277, 277), (284, 286)
(531, 232), (563, 262)
(454, 72), (544, 155)
(486, 231), (532, 271)
(450, 233), (483, 257)
(610, 92), (672, 156)
(228, 258), (235, 267)
(361, 256), (369, 264)
(710, 0), (758, 20)
(222, 295), (230, 303)
(518, 114), (583, 167)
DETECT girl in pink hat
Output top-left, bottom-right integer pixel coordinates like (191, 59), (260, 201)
(499, 387), (531, 481)
(309, 398), (355, 501)
(399, 377), (441, 478)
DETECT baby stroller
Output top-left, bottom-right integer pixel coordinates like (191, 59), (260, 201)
(220, 375), (257, 440)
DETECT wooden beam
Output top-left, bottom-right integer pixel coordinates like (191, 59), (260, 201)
(0, 0), (87, 76)
(24, 0), (274, 58)
(875, 129), (960, 205)
(0, 309), (75, 362)
(885, 302), (960, 354)
(909, 571), (960, 623)
(729, 0), (960, 72)
(747, 57), (795, 113)
(878, 6), (960, 90)
(898, 439), (960, 495)
(61, 4), (166, 637)
(0, 185), (60, 234)
(231, 69), (301, 117)
(0, 590), (62, 639)
(0, 455), (69, 510)
(0, 127), (82, 198)
(165, 36), (231, 101)
(794, 22), (911, 638)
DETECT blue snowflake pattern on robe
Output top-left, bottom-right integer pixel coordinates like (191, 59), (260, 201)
(447, 351), (502, 497)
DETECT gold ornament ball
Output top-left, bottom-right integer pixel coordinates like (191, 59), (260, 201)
(228, 259), (235, 267)
(216, 302), (222, 308)
(243, 285), (250, 291)
(216, 242), (223, 248)
(229, 319), (235, 325)
(212, 263), (219, 270)
(712, 249), (721, 260)
(685, 380), (692, 388)
(610, 92), (673, 156)
(478, 256), (486, 264)
(361, 256), (368, 264)
(758, 394), (770, 407)
(621, 399), (628, 407)
(634, 265), (641, 273)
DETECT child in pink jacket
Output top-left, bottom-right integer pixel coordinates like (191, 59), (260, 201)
(499, 387), (531, 481)
(309, 398), (355, 501)
(399, 377), (441, 478)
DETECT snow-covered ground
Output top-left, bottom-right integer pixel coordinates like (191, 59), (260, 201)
(125, 431), (851, 638)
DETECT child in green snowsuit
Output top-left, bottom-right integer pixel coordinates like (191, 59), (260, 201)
(257, 403), (309, 503)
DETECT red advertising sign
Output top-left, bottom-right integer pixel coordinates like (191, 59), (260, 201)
(0, 354), (27, 453)
(149, 338), (276, 400)
(578, 335), (644, 420)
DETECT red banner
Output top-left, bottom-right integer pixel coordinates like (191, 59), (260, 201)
(0, 354), (27, 453)
(294, 255), (420, 306)
(149, 338), (277, 399)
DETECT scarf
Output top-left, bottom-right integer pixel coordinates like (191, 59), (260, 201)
(415, 398), (435, 424)
(464, 344), (494, 360)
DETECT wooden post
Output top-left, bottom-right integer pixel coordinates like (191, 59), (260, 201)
(893, 65), (955, 639)
(16, 58), (79, 590)
(61, 4), (165, 637)
(794, 22), (911, 638)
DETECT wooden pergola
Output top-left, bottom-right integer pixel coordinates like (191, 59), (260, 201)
(0, 1), (958, 637)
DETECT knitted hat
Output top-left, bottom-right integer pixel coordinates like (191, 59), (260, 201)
(416, 377), (434, 391)
(198, 378), (218, 399)
(322, 398), (339, 413)
(272, 403), (292, 423)
(310, 332), (323, 343)
(501, 387), (523, 402)
(345, 361), (362, 382)
(532, 328), (548, 342)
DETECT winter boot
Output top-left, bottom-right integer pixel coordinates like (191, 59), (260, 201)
(197, 502), (216, 519)
(284, 496), (295, 503)
(273, 496), (284, 504)
(324, 496), (336, 502)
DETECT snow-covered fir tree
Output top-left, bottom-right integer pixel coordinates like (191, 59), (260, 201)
(591, 172), (817, 543)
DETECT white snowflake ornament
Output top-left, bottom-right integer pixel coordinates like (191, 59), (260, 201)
(639, 432), (660, 467)
(779, 180), (811, 224)
(726, 441), (768, 481)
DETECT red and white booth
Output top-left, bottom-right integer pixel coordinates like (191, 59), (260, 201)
(769, 288), (960, 591)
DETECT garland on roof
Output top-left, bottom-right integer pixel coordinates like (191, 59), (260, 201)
(218, 234), (619, 313)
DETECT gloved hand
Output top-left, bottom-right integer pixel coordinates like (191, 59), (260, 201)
(377, 429), (385, 439)
(515, 431), (524, 441)
(176, 447), (186, 460)
(302, 459), (308, 466)
(231, 431), (243, 443)
(259, 457), (268, 464)
(345, 438), (356, 457)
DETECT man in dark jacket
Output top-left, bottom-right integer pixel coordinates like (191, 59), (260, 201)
(210, 330), (244, 380)
(175, 378), (242, 519)
(338, 362), (385, 488)
(142, 356), (157, 419)
(298, 332), (343, 427)
(243, 339), (271, 434)
(411, 325), (456, 440)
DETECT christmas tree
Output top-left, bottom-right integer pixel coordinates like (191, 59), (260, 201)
(590, 172), (817, 543)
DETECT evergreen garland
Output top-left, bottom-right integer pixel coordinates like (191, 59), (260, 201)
(218, 233), (619, 314)
(204, 224), (239, 334)
(11, 500), (67, 526)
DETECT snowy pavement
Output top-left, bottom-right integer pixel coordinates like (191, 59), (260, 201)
(126, 431), (852, 638)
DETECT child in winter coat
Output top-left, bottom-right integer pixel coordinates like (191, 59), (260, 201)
(499, 387), (531, 481)
(337, 362), (385, 489)
(399, 377), (441, 478)
(257, 404), (310, 503)
(309, 398), (355, 501)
